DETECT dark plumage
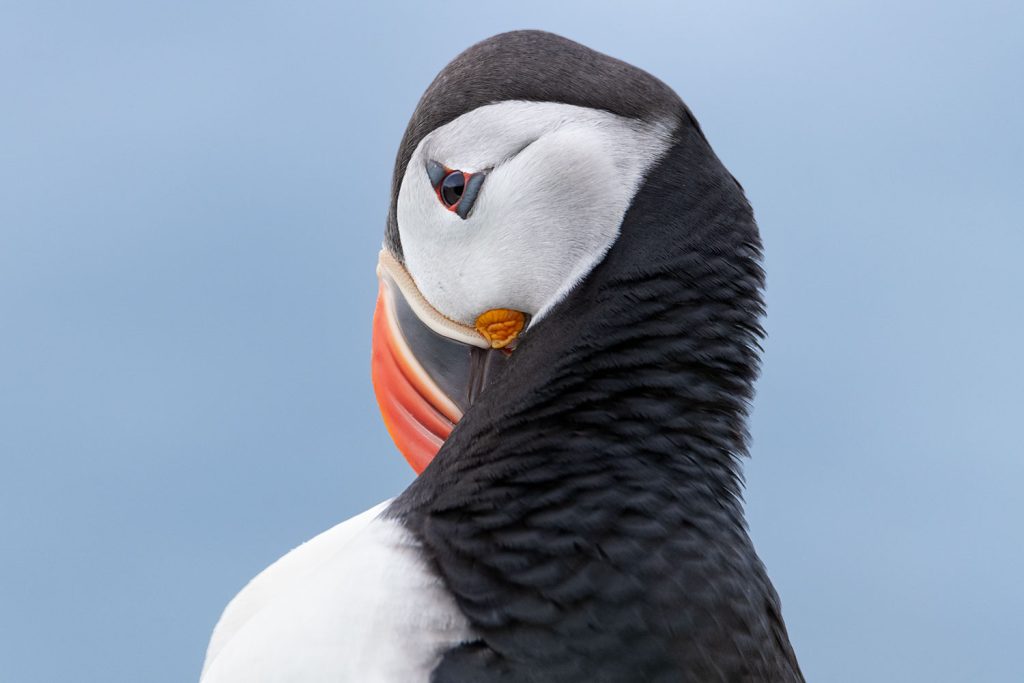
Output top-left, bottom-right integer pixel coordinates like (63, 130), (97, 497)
(386, 30), (803, 683)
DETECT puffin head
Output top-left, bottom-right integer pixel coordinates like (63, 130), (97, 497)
(372, 30), (752, 474)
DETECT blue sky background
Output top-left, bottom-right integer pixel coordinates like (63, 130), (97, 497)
(2, 1), (1022, 681)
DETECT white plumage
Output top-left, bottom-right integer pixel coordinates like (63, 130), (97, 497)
(200, 501), (475, 683)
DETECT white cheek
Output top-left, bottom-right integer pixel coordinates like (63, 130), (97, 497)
(396, 166), (469, 318)
(460, 129), (623, 316)
(396, 101), (672, 327)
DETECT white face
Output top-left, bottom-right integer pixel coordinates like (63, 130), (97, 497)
(396, 100), (673, 327)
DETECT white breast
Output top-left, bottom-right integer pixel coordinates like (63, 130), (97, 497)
(200, 500), (475, 682)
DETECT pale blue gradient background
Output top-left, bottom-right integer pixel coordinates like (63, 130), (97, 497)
(2, 2), (1022, 681)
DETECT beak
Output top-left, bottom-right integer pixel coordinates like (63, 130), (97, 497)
(371, 250), (525, 473)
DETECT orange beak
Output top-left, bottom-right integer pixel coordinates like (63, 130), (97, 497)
(371, 251), (525, 473)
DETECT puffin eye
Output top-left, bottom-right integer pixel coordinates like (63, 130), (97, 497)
(439, 171), (466, 208)
(425, 159), (486, 219)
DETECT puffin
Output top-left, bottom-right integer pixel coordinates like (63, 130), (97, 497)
(199, 30), (804, 683)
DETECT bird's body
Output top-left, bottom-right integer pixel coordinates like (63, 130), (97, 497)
(200, 30), (803, 682)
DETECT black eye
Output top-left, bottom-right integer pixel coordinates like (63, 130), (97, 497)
(440, 171), (466, 208)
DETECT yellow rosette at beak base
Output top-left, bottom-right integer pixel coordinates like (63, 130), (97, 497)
(475, 309), (526, 349)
